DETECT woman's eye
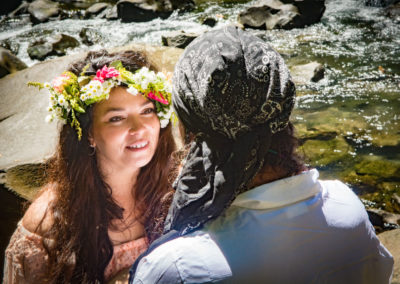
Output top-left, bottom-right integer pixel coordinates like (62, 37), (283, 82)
(143, 108), (155, 114)
(109, 116), (124, 122)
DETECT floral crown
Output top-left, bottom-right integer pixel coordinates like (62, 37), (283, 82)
(28, 61), (173, 140)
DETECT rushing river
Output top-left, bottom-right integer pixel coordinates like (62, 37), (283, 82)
(0, 0), (399, 213)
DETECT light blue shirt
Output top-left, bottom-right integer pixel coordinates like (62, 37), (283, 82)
(132, 169), (394, 283)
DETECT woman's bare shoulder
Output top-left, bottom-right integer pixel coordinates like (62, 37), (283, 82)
(22, 184), (57, 236)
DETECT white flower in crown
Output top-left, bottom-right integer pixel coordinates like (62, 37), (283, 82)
(140, 78), (149, 90)
(57, 95), (67, 107)
(127, 86), (139, 95)
(157, 72), (166, 81)
(45, 114), (54, 123)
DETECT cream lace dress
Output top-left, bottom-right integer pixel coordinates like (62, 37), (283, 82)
(3, 221), (148, 283)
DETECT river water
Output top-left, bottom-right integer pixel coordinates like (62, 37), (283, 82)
(0, 0), (399, 213)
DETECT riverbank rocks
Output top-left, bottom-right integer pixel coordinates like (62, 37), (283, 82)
(237, 0), (325, 30)
(28, 0), (60, 24)
(343, 157), (400, 213)
(116, 0), (195, 22)
(368, 209), (400, 226)
(162, 31), (199, 48)
(79, 28), (103, 46)
(0, 48), (28, 79)
(85, 3), (111, 18)
(379, 229), (400, 283)
(0, 44), (183, 200)
(28, 34), (79, 60)
(290, 62), (325, 84)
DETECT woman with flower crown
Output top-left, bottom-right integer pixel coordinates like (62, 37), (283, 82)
(3, 50), (177, 283)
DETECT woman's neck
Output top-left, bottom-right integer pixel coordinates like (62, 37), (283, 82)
(104, 167), (140, 210)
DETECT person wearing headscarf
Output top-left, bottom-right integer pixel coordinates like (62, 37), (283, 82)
(129, 26), (394, 284)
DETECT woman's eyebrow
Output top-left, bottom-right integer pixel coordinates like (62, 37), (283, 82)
(141, 101), (153, 107)
(103, 101), (153, 114)
(103, 107), (125, 114)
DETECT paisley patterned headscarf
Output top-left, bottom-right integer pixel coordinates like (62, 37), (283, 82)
(164, 26), (296, 234)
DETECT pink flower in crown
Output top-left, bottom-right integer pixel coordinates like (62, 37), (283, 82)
(51, 73), (72, 93)
(147, 92), (169, 105)
(92, 66), (120, 83)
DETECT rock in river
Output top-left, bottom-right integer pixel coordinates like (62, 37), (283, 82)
(290, 62), (325, 84)
(238, 0), (325, 30)
(162, 31), (199, 48)
(28, 0), (60, 24)
(85, 2), (111, 18)
(28, 34), (80, 61)
(79, 28), (103, 46)
(117, 0), (195, 22)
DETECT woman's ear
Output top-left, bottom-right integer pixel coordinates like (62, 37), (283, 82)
(88, 130), (96, 148)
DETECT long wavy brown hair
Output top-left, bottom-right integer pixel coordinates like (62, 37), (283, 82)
(40, 50), (176, 283)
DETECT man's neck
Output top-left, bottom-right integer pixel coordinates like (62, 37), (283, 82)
(249, 166), (291, 189)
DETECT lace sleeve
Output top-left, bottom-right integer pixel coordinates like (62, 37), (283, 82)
(3, 221), (50, 284)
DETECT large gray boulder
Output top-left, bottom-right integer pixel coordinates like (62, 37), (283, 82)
(238, 0), (325, 30)
(378, 229), (400, 283)
(0, 44), (183, 200)
(28, 0), (60, 24)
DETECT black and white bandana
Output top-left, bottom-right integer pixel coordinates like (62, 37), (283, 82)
(164, 26), (296, 234)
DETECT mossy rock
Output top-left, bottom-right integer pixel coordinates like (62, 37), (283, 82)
(343, 157), (400, 213)
(354, 158), (400, 180)
(293, 107), (368, 141)
(0, 163), (47, 201)
(300, 136), (353, 167)
(370, 131), (400, 147)
(361, 182), (400, 213)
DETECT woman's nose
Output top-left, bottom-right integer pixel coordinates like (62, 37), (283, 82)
(128, 117), (144, 134)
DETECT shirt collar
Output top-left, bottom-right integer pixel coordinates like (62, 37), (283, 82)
(231, 169), (321, 210)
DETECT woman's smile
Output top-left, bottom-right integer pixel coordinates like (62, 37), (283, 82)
(126, 140), (149, 150)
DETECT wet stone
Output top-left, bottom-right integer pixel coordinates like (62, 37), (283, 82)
(202, 17), (217, 27)
(237, 0), (326, 30)
(162, 31), (199, 48)
(290, 62), (325, 85)
(79, 28), (103, 46)
(0, 39), (20, 55)
(27, 42), (54, 61)
(0, 47), (27, 78)
(28, 34), (79, 60)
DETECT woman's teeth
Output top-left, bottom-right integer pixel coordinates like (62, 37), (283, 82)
(128, 141), (148, 149)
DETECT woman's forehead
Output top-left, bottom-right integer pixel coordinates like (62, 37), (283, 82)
(94, 87), (151, 113)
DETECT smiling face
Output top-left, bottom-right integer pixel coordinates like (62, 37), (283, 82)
(90, 86), (160, 175)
